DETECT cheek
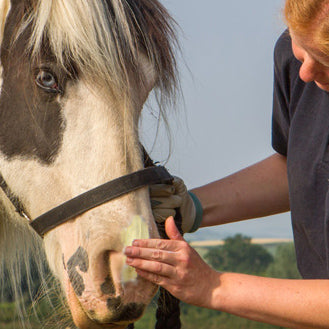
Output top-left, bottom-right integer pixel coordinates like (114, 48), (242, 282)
(323, 68), (329, 80)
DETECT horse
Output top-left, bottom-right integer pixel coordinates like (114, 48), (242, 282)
(0, 0), (179, 328)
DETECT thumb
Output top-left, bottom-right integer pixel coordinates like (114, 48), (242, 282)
(165, 216), (184, 241)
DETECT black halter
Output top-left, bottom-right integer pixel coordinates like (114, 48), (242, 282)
(0, 165), (173, 237)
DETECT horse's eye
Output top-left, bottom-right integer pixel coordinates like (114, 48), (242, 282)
(35, 70), (61, 94)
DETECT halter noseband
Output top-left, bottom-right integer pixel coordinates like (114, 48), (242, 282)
(0, 165), (173, 237)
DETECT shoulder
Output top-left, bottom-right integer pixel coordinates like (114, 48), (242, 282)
(273, 30), (300, 77)
(274, 30), (293, 56)
(273, 29), (302, 97)
(274, 30), (295, 67)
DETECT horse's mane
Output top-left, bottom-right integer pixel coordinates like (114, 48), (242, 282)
(18, 0), (179, 108)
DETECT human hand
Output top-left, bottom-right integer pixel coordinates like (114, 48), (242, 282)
(124, 217), (220, 307)
(150, 177), (203, 233)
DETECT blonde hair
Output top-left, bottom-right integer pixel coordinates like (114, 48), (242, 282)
(284, 0), (329, 54)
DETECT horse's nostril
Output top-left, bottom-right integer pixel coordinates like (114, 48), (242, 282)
(100, 274), (115, 295)
(95, 250), (126, 297)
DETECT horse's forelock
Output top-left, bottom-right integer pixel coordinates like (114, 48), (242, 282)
(20, 0), (178, 110)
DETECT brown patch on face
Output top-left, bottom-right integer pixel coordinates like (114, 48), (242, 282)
(0, 2), (75, 163)
(67, 247), (89, 297)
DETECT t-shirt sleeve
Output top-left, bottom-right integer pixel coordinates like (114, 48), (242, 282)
(271, 31), (293, 156)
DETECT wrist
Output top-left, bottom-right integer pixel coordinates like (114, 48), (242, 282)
(187, 191), (203, 232)
(199, 270), (223, 310)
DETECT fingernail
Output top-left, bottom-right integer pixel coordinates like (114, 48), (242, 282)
(124, 246), (132, 255)
(126, 257), (133, 264)
(132, 240), (140, 246)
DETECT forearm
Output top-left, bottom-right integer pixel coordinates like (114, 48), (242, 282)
(211, 272), (329, 329)
(192, 153), (290, 227)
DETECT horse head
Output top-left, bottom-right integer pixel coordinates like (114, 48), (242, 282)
(0, 0), (178, 328)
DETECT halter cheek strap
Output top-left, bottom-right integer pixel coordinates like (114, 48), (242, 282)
(0, 166), (173, 237)
(0, 172), (31, 220)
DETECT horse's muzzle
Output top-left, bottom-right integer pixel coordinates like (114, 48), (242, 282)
(64, 247), (158, 328)
(66, 276), (150, 329)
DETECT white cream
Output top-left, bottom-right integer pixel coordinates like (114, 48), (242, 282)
(121, 215), (150, 282)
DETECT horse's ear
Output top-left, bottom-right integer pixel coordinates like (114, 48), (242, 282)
(0, 0), (11, 45)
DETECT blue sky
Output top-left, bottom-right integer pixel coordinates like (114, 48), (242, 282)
(140, 0), (292, 239)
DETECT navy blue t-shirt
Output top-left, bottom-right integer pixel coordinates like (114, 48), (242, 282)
(272, 30), (329, 279)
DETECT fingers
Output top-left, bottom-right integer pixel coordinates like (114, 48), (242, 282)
(128, 236), (181, 252)
(149, 178), (188, 198)
(151, 195), (181, 223)
(149, 184), (175, 197)
(124, 214), (215, 306)
(165, 216), (184, 241)
(124, 217), (186, 283)
(124, 217), (187, 288)
(151, 195), (182, 209)
(133, 268), (171, 286)
(172, 176), (187, 194)
(152, 209), (176, 223)
(125, 244), (177, 265)
(126, 255), (175, 278)
(124, 231), (180, 283)
(128, 217), (185, 249)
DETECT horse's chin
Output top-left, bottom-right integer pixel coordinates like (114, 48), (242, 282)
(65, 277), (157, 329)
(67, 282), (130, 329)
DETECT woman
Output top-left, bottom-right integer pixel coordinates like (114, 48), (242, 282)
(125, 0), (329, 327)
